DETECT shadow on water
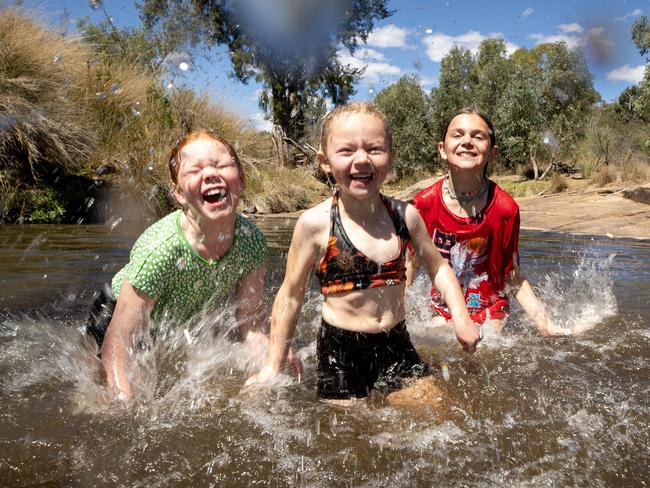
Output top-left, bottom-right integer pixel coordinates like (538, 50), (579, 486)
(1, 220), (649, 486)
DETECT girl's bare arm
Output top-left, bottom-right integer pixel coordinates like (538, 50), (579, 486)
(246, 209), (324, 383)
(404, 203), (481, 351)
(508, 265), (568, 336)
(101, 279), (154, 400)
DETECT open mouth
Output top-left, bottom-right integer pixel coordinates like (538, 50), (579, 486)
(202, 188), (228, 204)
(349, 174), (373, 182)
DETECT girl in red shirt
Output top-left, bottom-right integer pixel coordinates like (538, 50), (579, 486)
(408, 108), (570, 336)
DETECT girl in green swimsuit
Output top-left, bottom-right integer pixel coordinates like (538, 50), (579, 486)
(91, 130), (301, 401)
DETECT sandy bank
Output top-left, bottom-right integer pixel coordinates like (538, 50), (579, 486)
(391, 178), (650, 241)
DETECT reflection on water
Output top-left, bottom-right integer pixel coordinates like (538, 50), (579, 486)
(1, 220), (649, 486)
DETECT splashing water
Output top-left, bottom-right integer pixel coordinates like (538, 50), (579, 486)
(0, 224), (648, 485)
(535, 251), (617, 334)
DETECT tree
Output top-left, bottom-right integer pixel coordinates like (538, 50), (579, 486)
(374, 75), (436, 178)
(473, 38), (512, 116)
(140, 0), (392, 143)
(632, 15), (650, 60)
(524, 42), (599, 160)
(429, 45), (476, 140)
(631, 16), (650, 120)
(494, 65), (547, 176)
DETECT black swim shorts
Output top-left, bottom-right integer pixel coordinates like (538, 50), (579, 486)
(85, 283), (117, 348)
(316, 319), (429, 399)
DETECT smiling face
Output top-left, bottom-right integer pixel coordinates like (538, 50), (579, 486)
(318, 112), (394, 200)
(438, 113), (498, 175)
(173, 137), (243, 223)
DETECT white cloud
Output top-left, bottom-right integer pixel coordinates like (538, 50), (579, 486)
(519, 7), (534, 20)
(338, 49), (402, 84)
(558, 23), (584, 34)
(614, 8), (643, 21)
(529, 23), (612, 53)
(355, 48), (386, 61)
(606, 64), (646, 83)
(366, 24), (411, 48)
(528, 32), (583, 49)
(422, 31), (518, 63)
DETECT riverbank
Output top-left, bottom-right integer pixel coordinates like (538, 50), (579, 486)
(389, 177), (650, 240)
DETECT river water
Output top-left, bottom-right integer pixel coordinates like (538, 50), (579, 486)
(1, 218), (648, 486)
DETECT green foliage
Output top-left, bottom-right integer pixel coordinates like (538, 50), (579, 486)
(429, 46), (475, 138)
(140, 0), (392, 142)
(494, 66), (546, 169)
(631, 15), (650, 59)
(430, 38), (598, 175)
(374, 75), (436, 178)
(473, 38), (512, 116)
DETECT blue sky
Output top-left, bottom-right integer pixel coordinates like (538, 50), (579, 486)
(18, 0), (650, 130)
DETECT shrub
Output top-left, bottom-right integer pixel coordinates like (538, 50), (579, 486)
(591, 165), (618, 187)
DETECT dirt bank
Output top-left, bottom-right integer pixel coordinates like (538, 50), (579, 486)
(392, 178), (650, 241)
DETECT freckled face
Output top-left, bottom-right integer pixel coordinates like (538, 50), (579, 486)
(319, 113), (394, 200)
(174, 138), (243, 221)
(439, 114), (497, 174)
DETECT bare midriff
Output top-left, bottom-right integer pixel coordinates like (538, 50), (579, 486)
(320, 283), (406, 333)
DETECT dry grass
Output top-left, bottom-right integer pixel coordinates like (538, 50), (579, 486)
(244, 162), (329, 213)
(547, 173), (569, 194)
(0, 8), (285, 222)
(0, 9), (94, 179)
(591, 165), (618, 187)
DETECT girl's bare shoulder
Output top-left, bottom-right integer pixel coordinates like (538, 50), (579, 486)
(296, 198), (331, 229)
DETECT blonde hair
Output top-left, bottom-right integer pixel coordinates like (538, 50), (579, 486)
(319, 102), (393, 153)
(168, 130), (243, 184)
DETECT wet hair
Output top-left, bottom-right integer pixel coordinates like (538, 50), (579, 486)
(319, 102), (393, 153)
(441, 107), (496, 148)
(168, 130), (243, 185)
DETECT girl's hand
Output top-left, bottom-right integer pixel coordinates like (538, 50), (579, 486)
(245, 364), (280, 386)
(286, 346), (304, 379)
(454, 319), (482, 353)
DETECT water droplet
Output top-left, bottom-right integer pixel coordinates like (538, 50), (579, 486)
(53, 53), (62, 63)
(67, 293), (77, 302)
(109, 217), (122, 231)
(131, 104), (141, 117)
(166, 80), (174, 89)
(43, 274), (48, 279)
(179, 62), (189, 71)
(425, 28), (433, 34)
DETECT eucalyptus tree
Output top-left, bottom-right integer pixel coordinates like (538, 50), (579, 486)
(140, 0), (392, 142)
(374, 75), (436, 177)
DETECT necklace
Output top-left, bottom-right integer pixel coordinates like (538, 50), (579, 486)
(444, 176), (488, 205)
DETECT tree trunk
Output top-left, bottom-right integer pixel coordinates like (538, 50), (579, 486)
(530, 152), (539, 180)
(272, 125), (289, 167)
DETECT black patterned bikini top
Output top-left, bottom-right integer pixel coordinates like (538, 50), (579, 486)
(316, 191), (411, 295)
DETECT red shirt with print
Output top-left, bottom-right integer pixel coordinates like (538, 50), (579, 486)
(412, 177), (520, 324)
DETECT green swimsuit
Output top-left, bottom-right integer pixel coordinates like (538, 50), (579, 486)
(111, 209), (267, 331)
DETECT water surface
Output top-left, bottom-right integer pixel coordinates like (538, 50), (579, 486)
(1, 220), (648, 486)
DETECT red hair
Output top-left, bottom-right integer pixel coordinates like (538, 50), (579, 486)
(168, 130), (243, 185)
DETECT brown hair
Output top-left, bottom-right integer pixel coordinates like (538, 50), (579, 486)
(442, 106), (496, 148)
(319, 102), (393, 154)
(168, 130), (243, 185)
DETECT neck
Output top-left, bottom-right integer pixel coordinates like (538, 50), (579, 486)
(337, 190), (383, 220)
(447, 169), (486, 194)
